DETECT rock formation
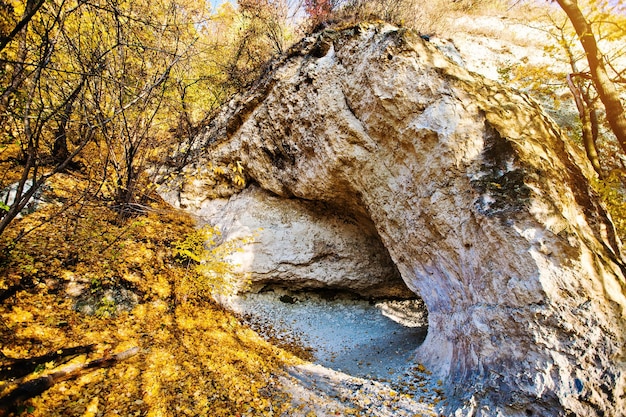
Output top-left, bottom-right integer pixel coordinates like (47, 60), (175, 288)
(162, 23), (626, 416)
(167, 184), (411, 297)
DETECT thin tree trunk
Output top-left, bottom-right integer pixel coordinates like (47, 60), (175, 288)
(567, 73), (602, 176)
(53, 79), (86, 164)
(0, 0), (45, 53)
(556, 0), (626, 155)
(583, 87), (600, 169)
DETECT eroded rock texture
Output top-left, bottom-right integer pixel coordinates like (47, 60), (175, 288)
(163, 23), (626, 416)
(170, 184), (411, 297)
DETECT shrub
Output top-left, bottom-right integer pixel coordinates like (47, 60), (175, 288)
(173, 224), (253, 301)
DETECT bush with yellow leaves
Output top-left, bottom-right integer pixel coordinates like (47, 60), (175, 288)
(173, 224), (253, 302)
(592, 172), (626, 242)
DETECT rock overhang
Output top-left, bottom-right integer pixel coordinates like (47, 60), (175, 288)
(161, 22), (626, 417)
(188, 185), (416, 299)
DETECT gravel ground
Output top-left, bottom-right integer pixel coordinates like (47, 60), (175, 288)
(224, 290), (446, 416)
(227, 290), (428, 379)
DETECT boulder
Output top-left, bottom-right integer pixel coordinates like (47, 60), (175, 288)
(163, 23), (626, 416)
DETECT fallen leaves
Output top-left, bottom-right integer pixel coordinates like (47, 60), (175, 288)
(0, 188), (294, 416)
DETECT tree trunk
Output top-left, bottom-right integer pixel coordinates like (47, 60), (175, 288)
(0, 0), (45, 53)
(556, 0), (626, 155)
(567, 73), (602, 176)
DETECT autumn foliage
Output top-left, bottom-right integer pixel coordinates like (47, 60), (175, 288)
(0, 1), (299, 412)
(1, 0), (626, 414)
(0, 177), (296, 415)
(305, 0), (334, 22)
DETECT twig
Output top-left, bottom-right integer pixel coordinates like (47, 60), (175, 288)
(0, 344), (96, 380)
(0, 347), (140, 412)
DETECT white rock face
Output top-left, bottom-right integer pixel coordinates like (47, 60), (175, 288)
(185, 185), (411, 297)
(164, 24), (626, 416)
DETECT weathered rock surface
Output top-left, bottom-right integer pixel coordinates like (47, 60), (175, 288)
(163, 23), (626, 416)
(167, 184), (411, 297)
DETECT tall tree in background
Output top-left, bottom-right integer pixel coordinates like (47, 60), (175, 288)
(81, 0), (201, 215)
(555, 0), (626, 156)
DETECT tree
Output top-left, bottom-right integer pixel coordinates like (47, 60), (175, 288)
(0, 0), (46, 53)
(543, 10), (604, 175)
(224, 0), (290, 88)
(0, 0), (98, 240)
(0, 0), (215, 239)
(81, 0), (198, 215)
(555, 0), (626, 157)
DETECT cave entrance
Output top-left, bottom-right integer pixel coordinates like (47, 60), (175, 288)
(206, 186), (429, 379)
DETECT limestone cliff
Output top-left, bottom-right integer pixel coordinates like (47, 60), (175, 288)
(162, 23), (626, 416)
